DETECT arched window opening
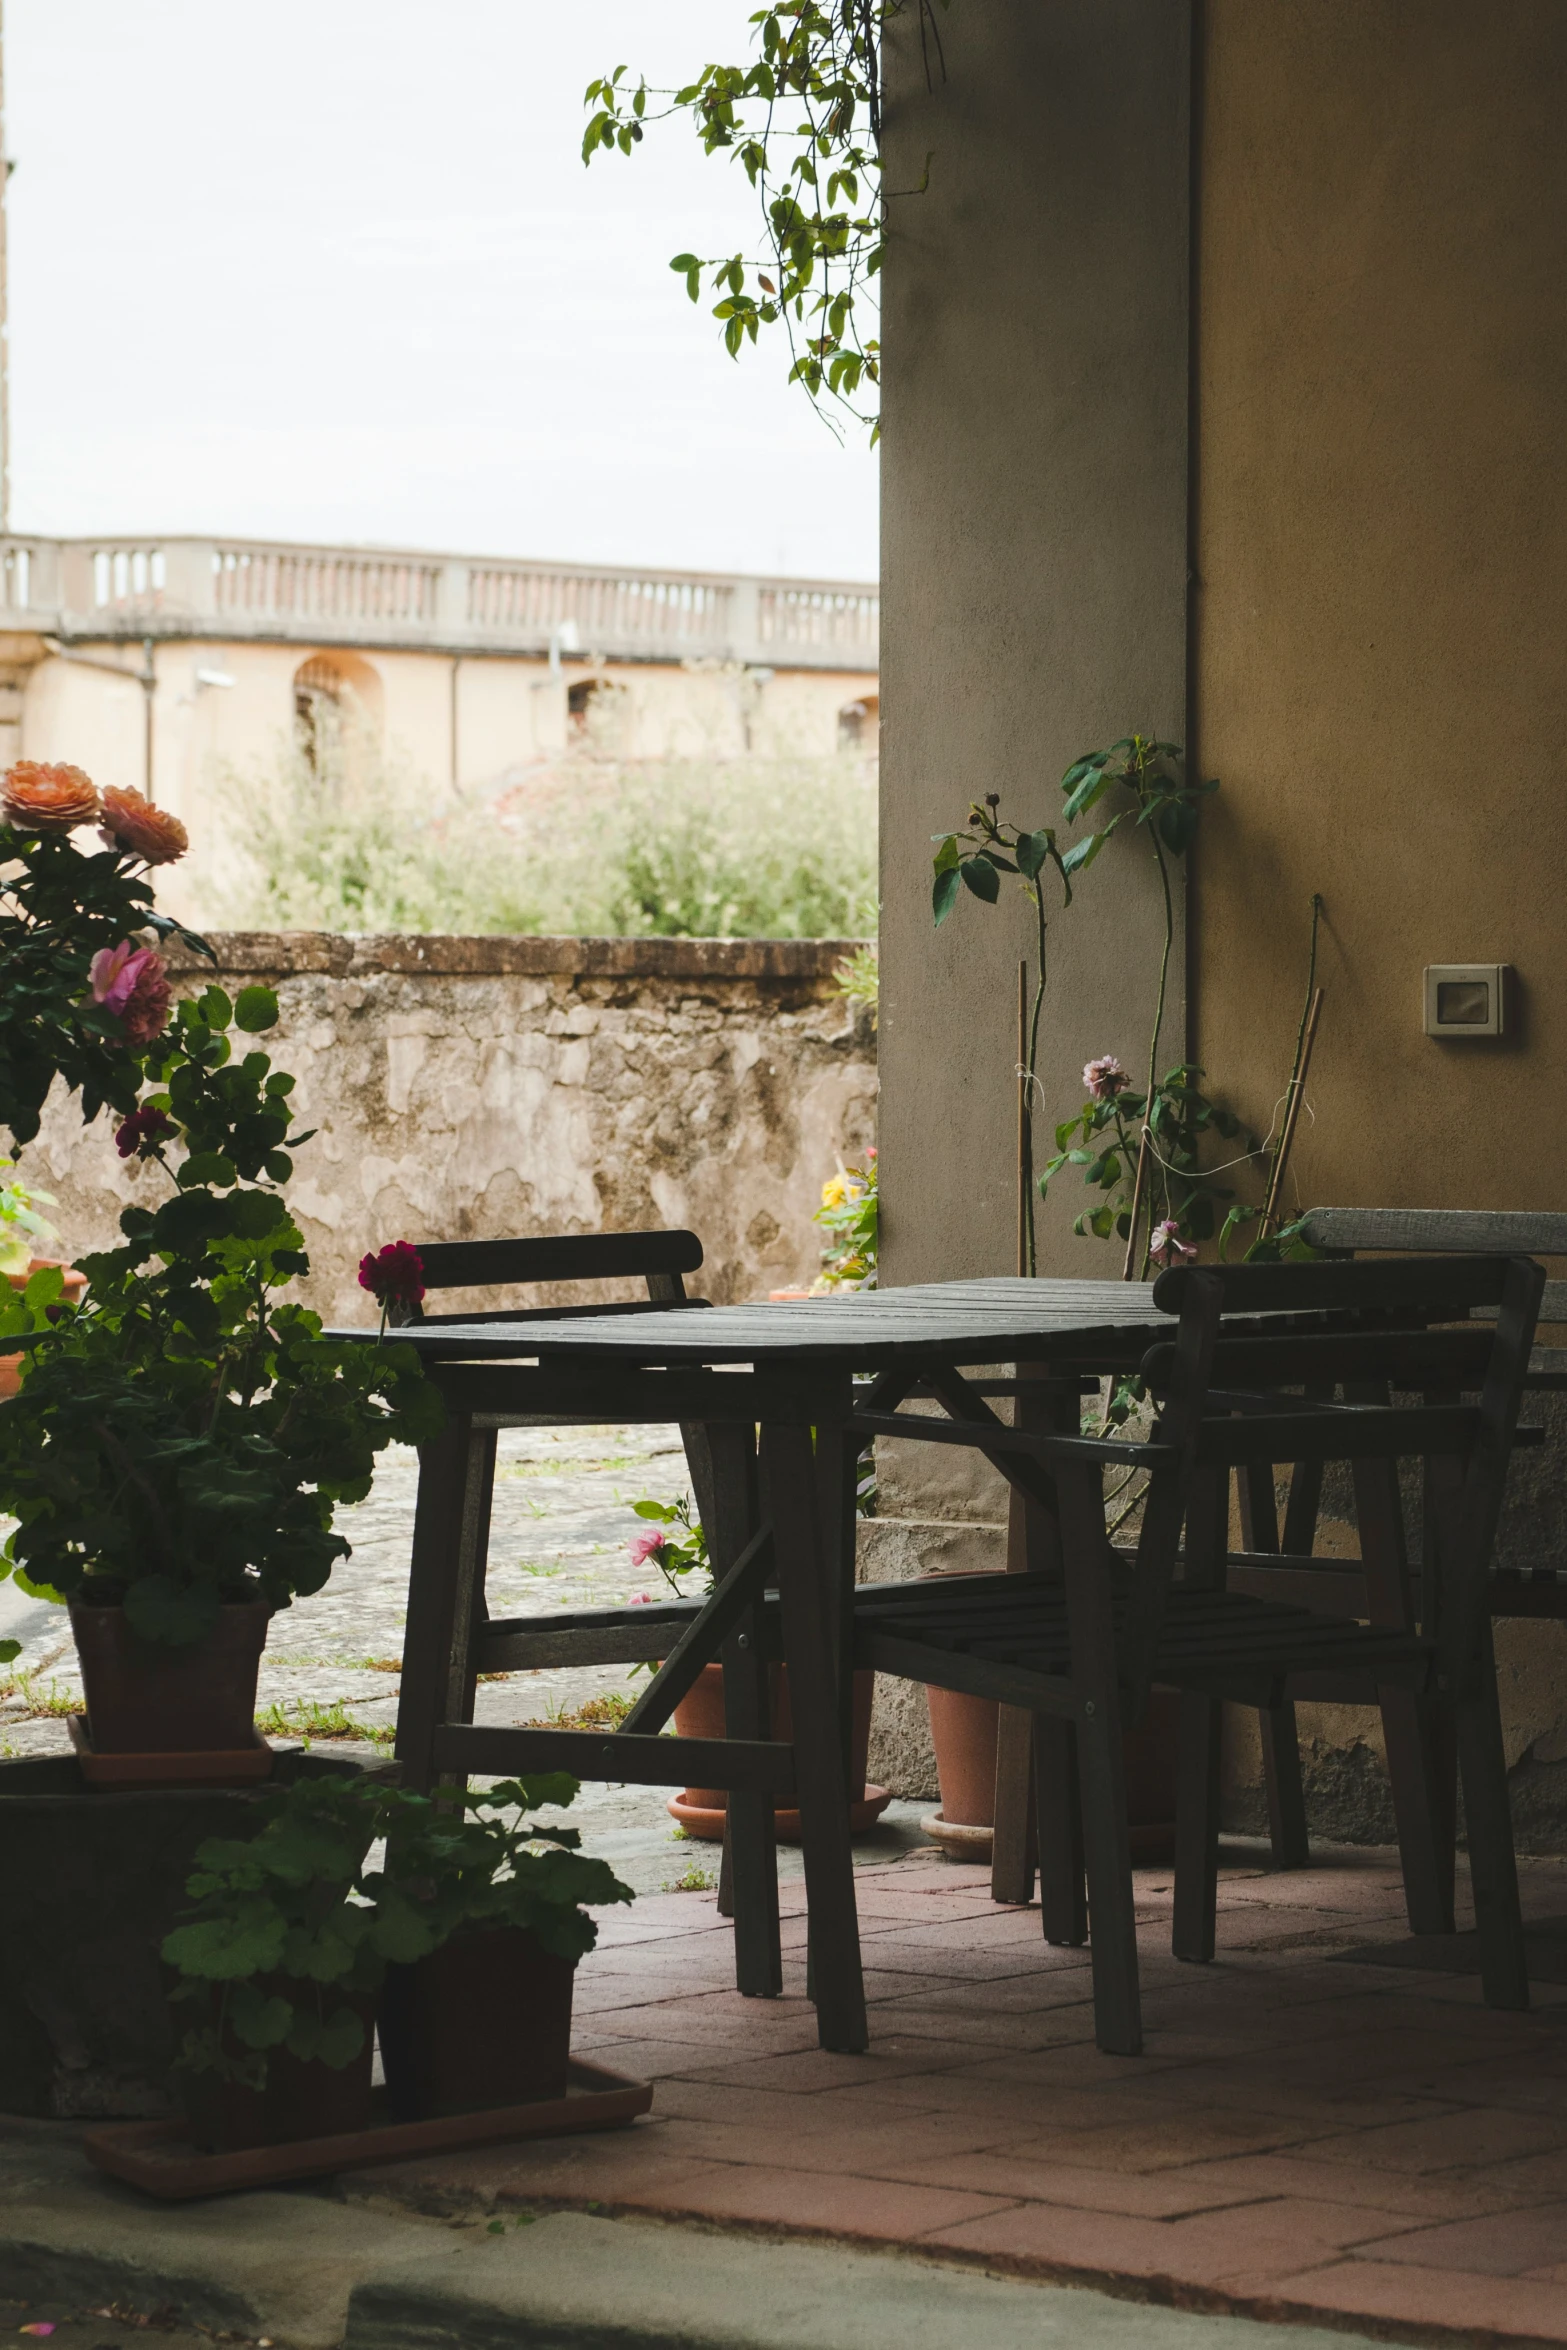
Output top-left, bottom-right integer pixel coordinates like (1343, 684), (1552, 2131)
(292, 652), (384, 776)
(838, 693), (879, 755)
(567, 676), (627, 754)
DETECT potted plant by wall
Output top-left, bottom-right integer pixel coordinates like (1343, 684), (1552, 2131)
(161, 1768), (633, 2146)
(373, 1772), (633, 2120)
(628, 1497), (889, 1839)
(0, 762), (440, 1763)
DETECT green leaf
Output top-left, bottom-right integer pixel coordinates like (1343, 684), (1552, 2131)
(1062, 769), (1114, 822)
(958, 857), (1000, 904)
(1061, 831), (1108, 877)
(0, 1639), (18, 1666)
(1015, 829), (1050, 880)
(932, 866), (962, 926)
(123, 1574), (224, 1650)
(234, 985), (280, 1034)
(932, 833), (961, 874)
(196, 985), (233, 1031)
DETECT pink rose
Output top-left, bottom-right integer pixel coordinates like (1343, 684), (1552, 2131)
(1084, 1055), (1128, 1102)
(1148, 1219), (1197, 1264)
(628, 1530), (668, 1568)
(88, 940), (171, 1045)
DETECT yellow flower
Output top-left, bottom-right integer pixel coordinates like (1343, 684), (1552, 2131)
(820, 1175), (848, 1209)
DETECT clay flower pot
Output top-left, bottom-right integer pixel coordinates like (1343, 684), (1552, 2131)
(925, 1682), (1182, 1864)
(175, 1978), (376, 2152)
(378, 1926), (576, 2121)
(70, 1599), (271, 1755)
(670, 1661), (890, 1841)
(0, 1260), (87, 1400)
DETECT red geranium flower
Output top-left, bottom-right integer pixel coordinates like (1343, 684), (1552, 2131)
(115, 1103), (178, 1159)
(358, 1241), (426, 1308)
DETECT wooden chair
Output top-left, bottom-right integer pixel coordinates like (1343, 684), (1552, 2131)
(1231, 1208), (1567, 1883)
(847, 1255), (1543, 2054)
(390, 1229), (789, 1997)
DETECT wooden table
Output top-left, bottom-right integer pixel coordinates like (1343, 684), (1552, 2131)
(340, 1278), (1172, 2053)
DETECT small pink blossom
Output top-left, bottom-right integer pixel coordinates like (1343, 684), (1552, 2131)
(115, 1102), (177, 1159)
(1148, 1219), (1197, 1264)
(629, 1591), (653, 1605)
(1084, 1055), (1128, 1102)
(628, 1530), (668, 1568)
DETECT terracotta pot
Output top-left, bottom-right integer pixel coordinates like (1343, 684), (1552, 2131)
(174, 1976), (376, 2152)
(0, 1261), (87, 1401)
(667, 1663), (883, 1842)
(378, 1925), (576, 2121)
(927, 1680), (1183, 1842)
(70, 1600), (271, 1754)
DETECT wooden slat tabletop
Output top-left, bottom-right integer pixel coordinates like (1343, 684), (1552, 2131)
(327, 1276), (1171, 1369)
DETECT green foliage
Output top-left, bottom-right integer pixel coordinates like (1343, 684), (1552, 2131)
(0, 1159), (61, 1278)
(831, 942), (878, 1025)
(930, 793), (1077, 1272)
(217, 733), (877, 943)
(0, 824), (211, 1149)
(584, 3), (950, 435)
(1041, 1064), (1255, 1248)
(0, 921), (440, 1645)
(163, 1770), (633, 2086)
(814, 1150), (877, 1287)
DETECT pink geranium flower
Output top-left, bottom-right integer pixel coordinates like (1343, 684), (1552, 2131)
(1148, 1219), (1197, 1264)
(1083, 1055), (1128, 1102)
(628, 1530), (668, 1568)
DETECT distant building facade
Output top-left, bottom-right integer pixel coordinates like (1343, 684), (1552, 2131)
(0, 535), (878, 919)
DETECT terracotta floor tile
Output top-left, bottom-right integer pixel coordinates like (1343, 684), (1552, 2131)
(869, 2145), (1277, 2218)
(1303, 2105), (1567, 2175)
(629, 2162), (1018, 2242)
(666, 2037), (977, 2093)
(922, 2197), (1214, 2280)
(1258, 2257), (1567, 2343)
(1353, 2201), (1567, 2277)
(1171, 2150), (1548, 2222)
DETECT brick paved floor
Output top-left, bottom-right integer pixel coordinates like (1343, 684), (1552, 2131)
(349, 1843), (1567, 2346)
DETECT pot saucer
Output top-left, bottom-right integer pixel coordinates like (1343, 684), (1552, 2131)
(667, 1785), (894, 1844)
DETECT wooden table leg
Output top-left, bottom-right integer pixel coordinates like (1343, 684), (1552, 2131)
(394, 1398), (496, 1799)
(993, 1370), (1071, 1905)
(763, 1413), (867, 2054)
(709, 1422), (782, 1998)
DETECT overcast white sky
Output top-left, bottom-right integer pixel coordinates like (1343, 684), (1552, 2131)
(5, 2), (879, 580)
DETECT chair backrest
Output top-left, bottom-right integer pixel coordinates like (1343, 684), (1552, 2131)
(1300, 1208), (1567, 1322)
(393, 1229), (705, 1327)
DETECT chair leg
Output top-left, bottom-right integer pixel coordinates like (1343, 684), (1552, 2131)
(1455, 1630), (1529, 2011)
(1382, 1686), (1459, 1935)
(1260, 1701), (1311, 1869)
(992, 1705), (1037, 1906)
(1076, 1688), (1142, 2054)
(1172, 1690), (1223, 1963)
(1035, 1713), (1086, 1946)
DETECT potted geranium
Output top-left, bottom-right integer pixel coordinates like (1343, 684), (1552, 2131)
(0, 761), (440, 1760)
(162, 1769), (632, 2147)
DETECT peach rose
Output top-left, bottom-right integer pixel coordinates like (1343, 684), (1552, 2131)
(2, 761), (99, 832)
(99, 785), (188, 866)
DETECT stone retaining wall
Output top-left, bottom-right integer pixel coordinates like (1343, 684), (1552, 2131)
(29, 932), (878, 1325)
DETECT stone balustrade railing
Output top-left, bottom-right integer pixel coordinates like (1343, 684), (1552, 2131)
(0, 535), (878, 672)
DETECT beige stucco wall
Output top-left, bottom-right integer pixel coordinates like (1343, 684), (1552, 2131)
(878, 0), (1191, 1294)
(27, 934), (876, 1328)
(1192, 1), (1567, 1840)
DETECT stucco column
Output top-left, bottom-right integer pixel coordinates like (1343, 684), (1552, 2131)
(878, 0), (1193, 1287)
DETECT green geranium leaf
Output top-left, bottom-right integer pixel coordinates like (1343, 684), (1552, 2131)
(123, 1574), (224, 1650)
(234, 985), (280, 1033)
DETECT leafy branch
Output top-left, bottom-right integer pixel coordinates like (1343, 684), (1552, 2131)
(583, 1), (949, 437)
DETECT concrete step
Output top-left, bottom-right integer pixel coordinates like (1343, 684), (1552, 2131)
(1, 2119), (1387, 2350)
